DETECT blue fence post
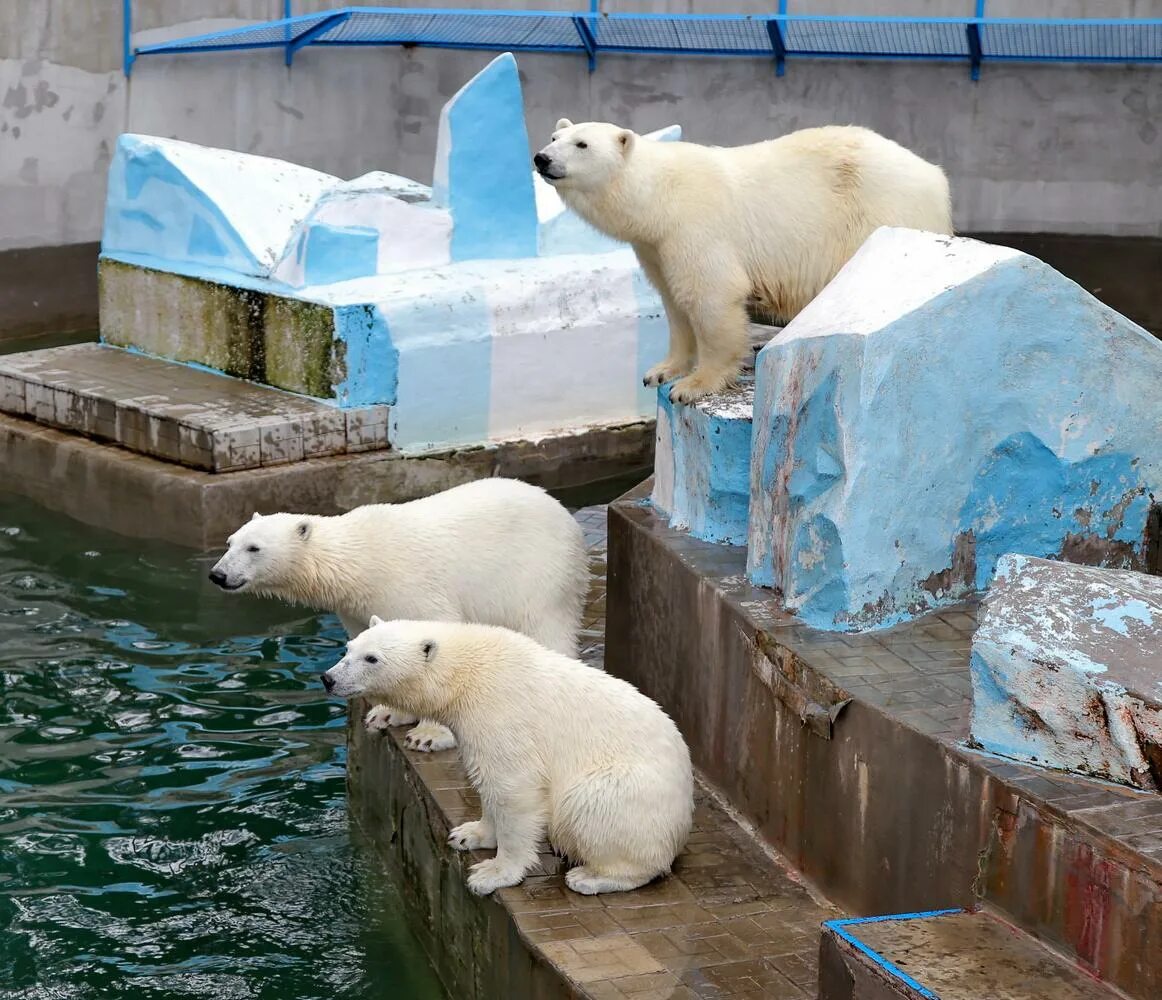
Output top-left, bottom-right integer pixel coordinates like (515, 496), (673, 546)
(284, 0), (294, 66)
(122, 0), (135, 76)
(572, 0), (598, 73)
(766, 0), (788, 76)
(967, 0), (985, 81)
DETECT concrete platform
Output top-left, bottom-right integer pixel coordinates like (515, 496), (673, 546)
(820, 909), (1121, 1000)
(0, 411), (651, 549)
(0, 342), (388, 472)
(606, 481), (1162, 1000)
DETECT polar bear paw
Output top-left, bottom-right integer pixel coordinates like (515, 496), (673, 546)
(363, 705), (417, 733)
(668, 371), (731, 405)
(403, 720), (457, 753)
(466, 858), (526, 896)
(448, 820), (497, 852)
(643, 357), (693, 387)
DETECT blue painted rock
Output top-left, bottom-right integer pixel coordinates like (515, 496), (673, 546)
(746, 227), (1162, 631)
(653, 379), (754, 545)
(970, 554), (1162, 789)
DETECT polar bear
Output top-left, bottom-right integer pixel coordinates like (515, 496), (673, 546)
(321, 618), (694, 896)
(208, 478), (587, 753)
(534, 121), (952, 403)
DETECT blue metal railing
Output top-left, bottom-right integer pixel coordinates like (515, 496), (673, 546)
(122, 2), (1162, 81)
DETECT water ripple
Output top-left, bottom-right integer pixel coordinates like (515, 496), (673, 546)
(0, 495), (444, 999)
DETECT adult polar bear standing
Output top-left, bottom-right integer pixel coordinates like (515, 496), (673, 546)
(321, 618), (694, 896)
(534, 121), (952, 403)
(208, 478), (588, 753)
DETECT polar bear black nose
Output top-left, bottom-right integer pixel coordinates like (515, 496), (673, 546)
(533, 152), (551, 172)
(208, 569), (227, 588)
(321, 671), (336, 693)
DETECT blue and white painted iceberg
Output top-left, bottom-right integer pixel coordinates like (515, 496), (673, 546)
(970, 554), (1162, 789)
(99, 53), (679, 453)
(746, 227), (1162, 631)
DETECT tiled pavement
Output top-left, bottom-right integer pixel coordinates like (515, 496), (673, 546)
(391, 505), (840, 999)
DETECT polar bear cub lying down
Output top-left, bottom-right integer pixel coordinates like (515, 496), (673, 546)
(535, 120), (952, 403)
(208, 478), (587, 753)
(322, 618), (695, 896)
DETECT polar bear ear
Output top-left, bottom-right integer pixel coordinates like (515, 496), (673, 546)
(555, 118), (573, 131)
(617, 129), (636, 155)
(369, 614), (384, 628)
(250, 512), (261, 522)
(421, 639), (438, 662)
(296, 521), (311, 540)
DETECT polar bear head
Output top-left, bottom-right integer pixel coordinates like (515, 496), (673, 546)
(533, 118), (637, 192)
(321, 617), (439, 702)
(208, 511), (315, 596)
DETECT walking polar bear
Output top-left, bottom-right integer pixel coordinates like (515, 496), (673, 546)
(208, 478), (587, 752)
(534, 121), (952, 403)
(322, 618), (695, 896)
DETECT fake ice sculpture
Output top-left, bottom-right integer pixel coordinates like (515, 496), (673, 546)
(741, 227), (1162, 631)
(98, 53), (680, 453)
(970, 554), (1162, 790)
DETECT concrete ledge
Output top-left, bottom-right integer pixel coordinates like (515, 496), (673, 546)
(346, 704), (839, 1000)
(606, 484), (1162, 1000)
(0, 413), (653, 549)
(0, 343), (389, 471)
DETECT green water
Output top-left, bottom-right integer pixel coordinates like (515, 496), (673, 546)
(0, 494), (446, 999)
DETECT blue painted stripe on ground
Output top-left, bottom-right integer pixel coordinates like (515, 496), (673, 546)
(824, 909), (963, 1000)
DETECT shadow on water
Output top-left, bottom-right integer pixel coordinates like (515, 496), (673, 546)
(0, 494), (445, 999)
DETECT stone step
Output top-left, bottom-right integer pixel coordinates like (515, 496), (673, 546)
(820, 908), (1123, 1000)
(0, 343), (389, 473)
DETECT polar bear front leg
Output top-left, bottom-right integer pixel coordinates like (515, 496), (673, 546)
(636, 247), (696, 387)
(465, 792), (545, 896)
(666, 254), (750, 404)
(363, 704), (419, 732)
(404, 718), (458, 753)
(448, 812), (497, 852)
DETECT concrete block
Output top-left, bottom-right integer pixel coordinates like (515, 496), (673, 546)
(0, 374), (26, 416)
(302, 409), (347, 459)
(24, 381), (55, 424)
(652, 380), (753, 545)
(971, 554), (1162, 789)
(257, 418), (305, 467)
(345, 406), (390, 453)
(747, 228), (1162, 631)
(211, 425), (261, 472)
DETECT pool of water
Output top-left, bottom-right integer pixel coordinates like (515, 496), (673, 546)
(0, 494), (446, 999)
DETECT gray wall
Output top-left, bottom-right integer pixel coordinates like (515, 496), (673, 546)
(3, 1), (1162, 252)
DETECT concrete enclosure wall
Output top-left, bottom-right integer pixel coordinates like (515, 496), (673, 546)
(4, 0), (1162, 255)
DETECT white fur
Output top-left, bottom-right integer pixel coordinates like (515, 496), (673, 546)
(323, 619), (694, 896)
(209, 478), (587, 752)
(535, 120), (953, 402)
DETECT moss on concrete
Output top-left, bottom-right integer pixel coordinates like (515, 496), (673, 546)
(98, 260), (341, 399)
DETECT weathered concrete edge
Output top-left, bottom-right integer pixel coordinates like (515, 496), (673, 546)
(346, 699), (587, 1000)
(604, 489), (1162, 999)
(0, 413), (652, 549)
(818, 926), (925, 1000)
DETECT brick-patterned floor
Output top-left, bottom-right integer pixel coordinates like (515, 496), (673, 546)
(403, 505), (838, 999)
